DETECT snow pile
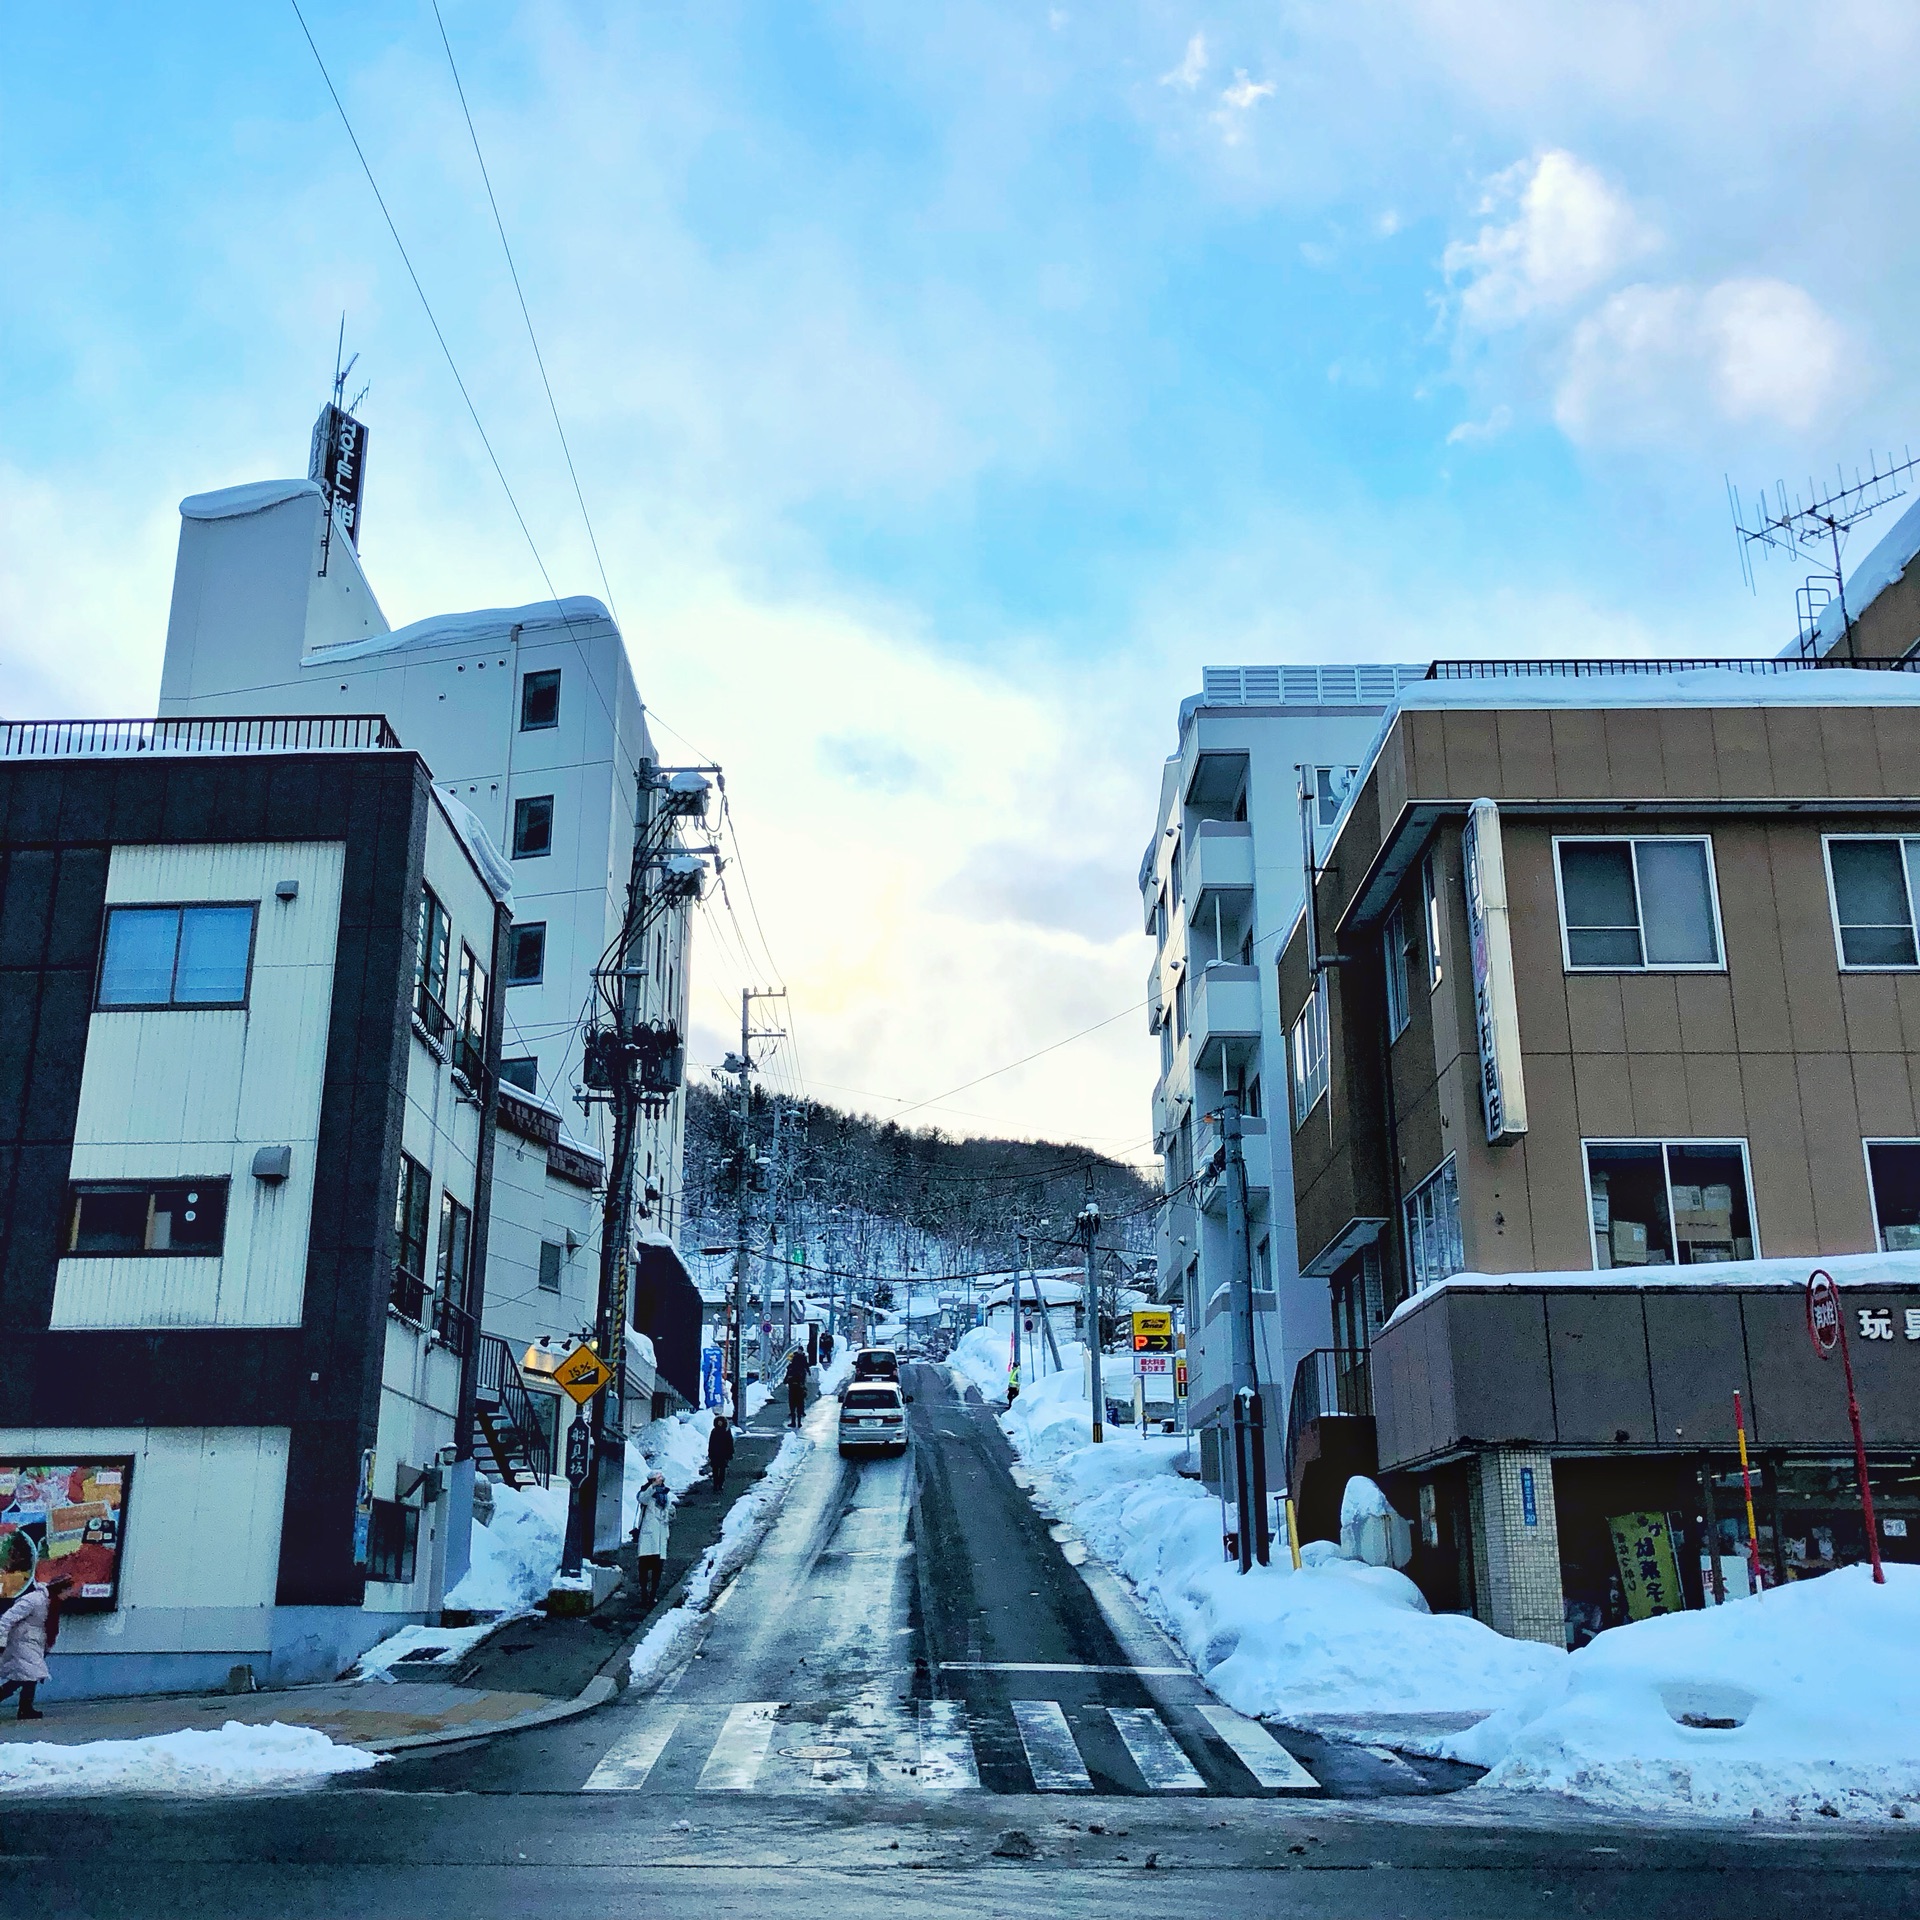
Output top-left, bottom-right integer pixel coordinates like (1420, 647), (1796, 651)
(434, 788), (514, 907)
(948, 1322), (1010, 1401)
(627, 1430), (812, 1689)
(179, 478), (321, 522)
(351, 1621), (495, 1681)
(999, 1352), (1562, 1721)
(1435, 1565), (1920, 1823)
(442, 1479), (569, 1615)
(0, 1722), (378, 1795)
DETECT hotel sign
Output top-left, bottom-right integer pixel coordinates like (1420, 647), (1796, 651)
(1461, 798), (1528, 1144)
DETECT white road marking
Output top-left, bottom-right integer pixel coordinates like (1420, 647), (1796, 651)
(917, 1698), (981, 1791)
(1197, 1704), (1320, 1791)
(1364, 1743), (1426, 1781)
(940, 1661), (1190, 1675)
(1011, 1699), (1092, 1791)
(1107, 1706), (1204, 1791)
(582, 1706), (688, 1792)
(698, 1702), (782, 1790)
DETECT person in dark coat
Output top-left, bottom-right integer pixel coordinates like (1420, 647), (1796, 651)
(784, 1347), (810, 1429)
(707, 1414), (735, 1495)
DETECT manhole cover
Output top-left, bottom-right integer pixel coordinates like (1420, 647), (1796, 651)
(780, 1744), (853, 1761)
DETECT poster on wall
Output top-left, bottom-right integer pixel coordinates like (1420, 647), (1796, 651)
(1608, 1509), (1685, 1621)
(0, 1459), (134, 1613)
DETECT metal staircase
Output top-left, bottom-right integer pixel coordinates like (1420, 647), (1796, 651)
(471, 1333), (553, 1489)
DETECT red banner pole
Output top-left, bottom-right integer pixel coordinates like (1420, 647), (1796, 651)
(1833, 1311), (1886, 1585)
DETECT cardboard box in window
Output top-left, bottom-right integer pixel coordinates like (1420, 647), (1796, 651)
(1885, 1224), (1920, 1252)
(1674, 1205), (1734, 1246)
(1611, 1219), (1649, 1265)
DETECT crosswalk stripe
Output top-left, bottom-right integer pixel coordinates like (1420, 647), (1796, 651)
(917, 1699), (980, 1791)
(1011, 1699), (1092, 1791)
(582, 1705), (687, 1792)
(698, 1702), (782, 1790)
(1197, 1704), (1319, 1792)
(1107, 1706), (1205, 1791)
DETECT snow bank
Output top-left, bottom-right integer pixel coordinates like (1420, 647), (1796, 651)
(998, 1350), (1561, 1722)
(442, 1480), (569, 1615)
(0, 1722), (378, 1795)
(179, 478), (320, 522)
(351, 1621), (495, 1681)
(627, 1431), (812, 1688)
(434, 789), (514, 907)
(1434, 1565), (1920, 1823)
(310, 594), (612, 663)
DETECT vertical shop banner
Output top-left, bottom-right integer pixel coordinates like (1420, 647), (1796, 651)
(1609, 1510), (1685, 1620)
(1462, 798), (1529, 1145)
(701, 1346), (726, 1409)
(0, 1459), (134, 1612)
(308, 403), (369, 548)
(353, 1448), (376, 1569)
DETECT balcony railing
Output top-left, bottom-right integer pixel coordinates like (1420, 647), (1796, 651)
(434, 1295), (476, 1358)
(0, 714), (403, 759)
(1426, 656), (1920, 681)
(390, 1263), (428, 1325)
(1284, 1346), (1372, 1497)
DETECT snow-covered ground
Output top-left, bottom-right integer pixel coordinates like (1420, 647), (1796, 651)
(1428, 1564), (1920, 1823)
(442, 1479), (570, 1616)
(350, 1621), (496, 1681)
(959, 1322), (1920, 1825)
(0, 1723), (378, 1795)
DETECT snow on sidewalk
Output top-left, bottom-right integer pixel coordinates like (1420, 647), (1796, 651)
(0, 1721), (378, 1795)
(1428, 1564), (1920, 1823)
(442, 1479), (570, 1616)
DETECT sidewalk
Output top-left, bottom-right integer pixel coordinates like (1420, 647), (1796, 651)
(0, 1425), (786, 1757)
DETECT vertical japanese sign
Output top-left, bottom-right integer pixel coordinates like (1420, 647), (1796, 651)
(1609, 1510), (1684, 1620)
(700, 1346), (726, 1410)
(352, 1448), (376, 1569)
(1461, 798), (1528, 1145)
(308, 402), (370, 549)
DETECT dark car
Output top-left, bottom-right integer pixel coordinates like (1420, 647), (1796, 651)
(851, 1346), (899, 1383)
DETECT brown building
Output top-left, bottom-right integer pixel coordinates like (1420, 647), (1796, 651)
(1277, 662), (1920, 1645)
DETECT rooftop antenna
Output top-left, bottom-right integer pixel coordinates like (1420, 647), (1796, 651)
(1728, 447), (1920, 659)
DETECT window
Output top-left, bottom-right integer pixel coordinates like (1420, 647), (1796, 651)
(1555, 837), (1722, 971)
(1244, 1073), (1262, 1121)
(1404, 1159), (1462, 1293)
(366, 1500), (419, 1584)
(1864, 1141), (1920, 1251)
(500, 1057), (539, 1093)
(1383, 899), (1414, 1038)
(1421, 854), (1444, 989)
(415, 886), (451, 1035)
(67, 1180), (229, 1256)
(1827, 837), (1920, 967)
(513, 795), (554, 858)
(520, 668), (561, 731)
(393, 1154), (432, 1321)
(435, 1192), (474, 1349)
(1312, 765), (1358, 829)
(1288, 977), (1330, 1127)
(538, 1240), (564, 1293)
(507, 922), (546, 985)
(455, 945), (488, 1081)
(97, 904), (256, 1009)
(1584, 1140), (1756, 1269)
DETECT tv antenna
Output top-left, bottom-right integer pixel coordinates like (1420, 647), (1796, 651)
(1728, 447), (1920, 659)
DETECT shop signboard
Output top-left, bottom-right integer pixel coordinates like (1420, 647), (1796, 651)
(353, 1447), (376, 1568)
(1461, 798), (1529, 1145)
(1608, 1510), (1685, 1621)
(0, 1458), (134, 1613)
(700, 1346), (726, 1410)
(1131, 1309), (1173, 1353)
(1135, 1354), (1173, 1379)
(1174, 1355), (1189, 1400)
(565, 1413), (592, 1487)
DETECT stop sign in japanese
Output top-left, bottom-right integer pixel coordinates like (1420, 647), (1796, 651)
(1807, 1269), (1841, 1356)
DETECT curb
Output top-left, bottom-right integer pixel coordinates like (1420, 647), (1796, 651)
(362, 1674), (618, 1755)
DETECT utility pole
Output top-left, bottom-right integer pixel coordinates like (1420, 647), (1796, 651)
(1079, 1196), (1104, 1442)
(727, 986), (786, 1420)
(1223, 1099), (1270, 1570)
(1011, 1232), (1025, 1397)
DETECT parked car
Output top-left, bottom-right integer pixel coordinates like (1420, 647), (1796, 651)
(850, 1347), (899, 1384)
(839, 1382), (911, 1458)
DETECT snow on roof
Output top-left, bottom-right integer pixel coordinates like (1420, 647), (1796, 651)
(310, 594), (612, 663)
(434, 787), (513, 908)
(1385, 1246), (1920, 1331)
(1813, 492), (1920, 654)
(179, 477), (323, 522)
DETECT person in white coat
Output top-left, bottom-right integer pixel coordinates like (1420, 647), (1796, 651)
(632, 1472), (672, 1609)
(0, 1571), (73, 1721)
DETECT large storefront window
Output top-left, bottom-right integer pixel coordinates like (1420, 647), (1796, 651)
(1865, 1140), (1920, 1251)
(1404, 1159), (1462, 1293)
(1584, 1139), (1756, 1268)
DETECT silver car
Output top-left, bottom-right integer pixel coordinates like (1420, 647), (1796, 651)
(838, 1382), (910, 1458)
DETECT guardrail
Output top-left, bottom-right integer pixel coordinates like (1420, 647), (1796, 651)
(0, 715), (402, 758)
(1284, 1346), (1372, 1497)
(1426, 656), (1920, 680)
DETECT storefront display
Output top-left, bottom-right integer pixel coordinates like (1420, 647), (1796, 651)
(0, 1458), (133, 1611)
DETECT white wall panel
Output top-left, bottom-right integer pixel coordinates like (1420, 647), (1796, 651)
(55, 842), (345, 1330)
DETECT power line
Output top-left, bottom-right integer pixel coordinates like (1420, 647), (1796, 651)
(886, 999), (1149, 1123)
(427, 0), (620, 626)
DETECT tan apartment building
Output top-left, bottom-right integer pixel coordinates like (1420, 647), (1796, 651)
(1276, 661), (1920, 1646)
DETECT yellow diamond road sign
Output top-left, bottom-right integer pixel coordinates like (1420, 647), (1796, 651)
(555, 1343), (614, 1406)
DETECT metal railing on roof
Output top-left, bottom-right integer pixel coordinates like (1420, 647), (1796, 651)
(1426, 657), (1920, 681)
(1199, 664), (1428, 707)
(0, 715), (402, 759)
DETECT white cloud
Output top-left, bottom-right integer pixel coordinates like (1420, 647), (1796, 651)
(1445, 150), (1657, 329)
(1161, 32), (1208, 89)
(1445, 404), (1512, 445)
(1553, 276), (1849, 443)
(1212, 69), (1276, 144)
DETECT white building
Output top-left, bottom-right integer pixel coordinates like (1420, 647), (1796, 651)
(1141, 663), (1426, 1490)
(156, 477), (703, 1537)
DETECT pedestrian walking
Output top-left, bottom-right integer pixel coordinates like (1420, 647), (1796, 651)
(707, 1414), (735, 1496)
(819, 1332), (835, 1369)
(0, 1565), (72, 1721)
(632, 1472), (671, 1610)
(784, 1346), (810, 1430)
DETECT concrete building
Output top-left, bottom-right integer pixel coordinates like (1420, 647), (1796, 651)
(1140, 664), (1425, 1492)
(1276, 660), (1920, 1645)
(155, 477), (706, 1532)
(0, 717), (507, 1694)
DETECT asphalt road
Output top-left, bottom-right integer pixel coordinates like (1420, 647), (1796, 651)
(6, 1361), (1920, 1918)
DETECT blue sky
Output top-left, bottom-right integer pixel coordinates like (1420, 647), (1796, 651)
(6, 3), (1920, 1149)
